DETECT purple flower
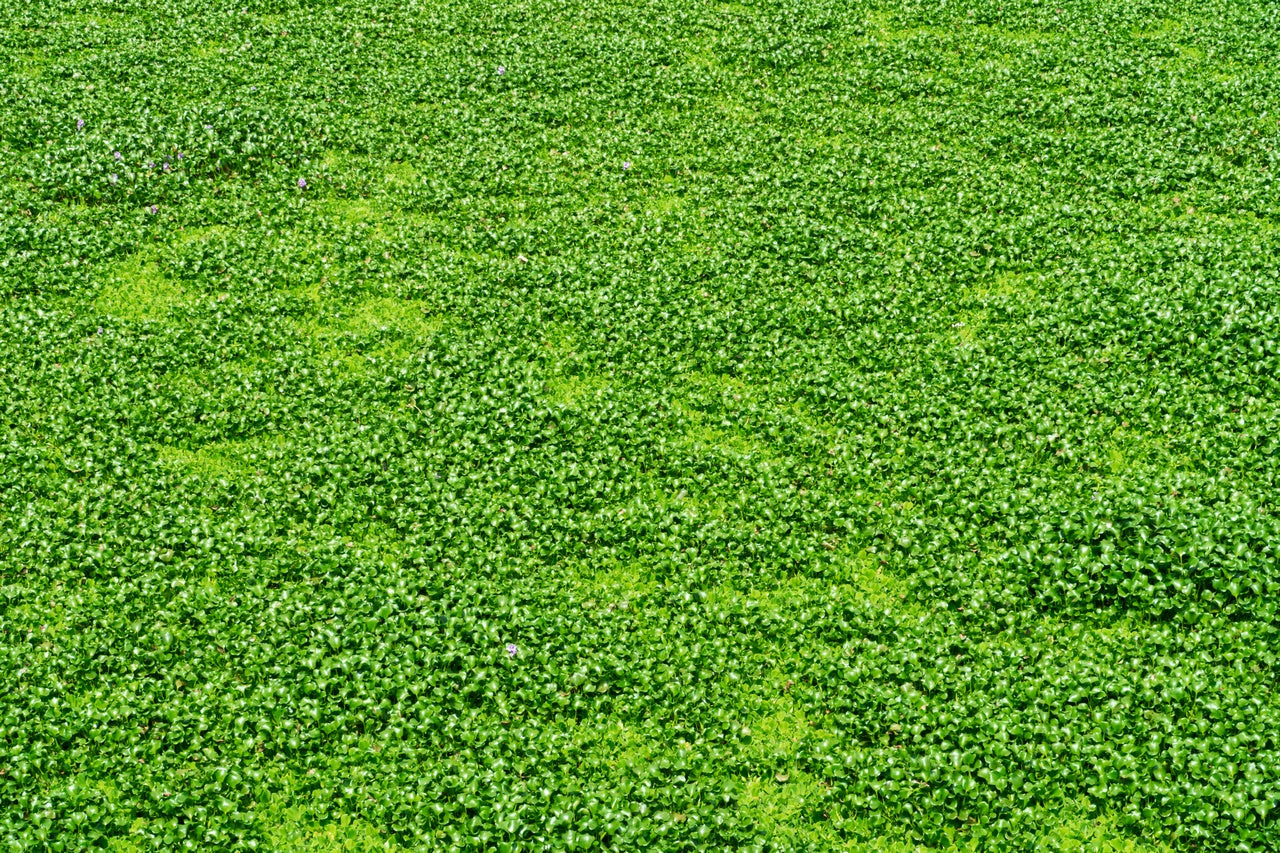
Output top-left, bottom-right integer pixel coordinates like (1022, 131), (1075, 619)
(148, 205), (158, 214)
(176, 152), (183, 160)
(114, 151), (122, 160)
(147, 162), (155, 170)
(505, 643), (518, 659)
(109, 174), (118, 184)
(76, 118), (85, 130)
(497, 65), (505, 75)
(298, 177), (308, 189)
(97, 327), (104, 335)
(622, 161), (632, 170)
(163, 162), (171, 172)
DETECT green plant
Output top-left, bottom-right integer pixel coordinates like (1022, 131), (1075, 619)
(3, 0), (1279, 849)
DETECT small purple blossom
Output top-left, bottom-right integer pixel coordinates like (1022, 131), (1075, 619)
(505, 643), (519, 659)
(622, 161), (632, 170)
(109, 174), (118, 184)
(298, 177), (308, 189)
(114, 151), (122, 161)
(497, 65), (506, 75)
(163, 162), (171, 172)
(176, 151), (183, 160)
(148, 205), (158, 214)
(97, 327), (104, 335)
(147, 162), (155, 170)
(76, 118), (85, 130)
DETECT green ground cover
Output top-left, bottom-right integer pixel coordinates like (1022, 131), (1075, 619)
(2, 0), (1279, 849)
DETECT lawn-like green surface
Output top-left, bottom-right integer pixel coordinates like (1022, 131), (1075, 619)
(3, 0), (1279, 849)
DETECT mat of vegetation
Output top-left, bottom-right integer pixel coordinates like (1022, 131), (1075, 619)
(2, 0), (1279, 849)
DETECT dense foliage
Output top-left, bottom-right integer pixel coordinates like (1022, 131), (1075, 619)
(3, 0), (1279, 849)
